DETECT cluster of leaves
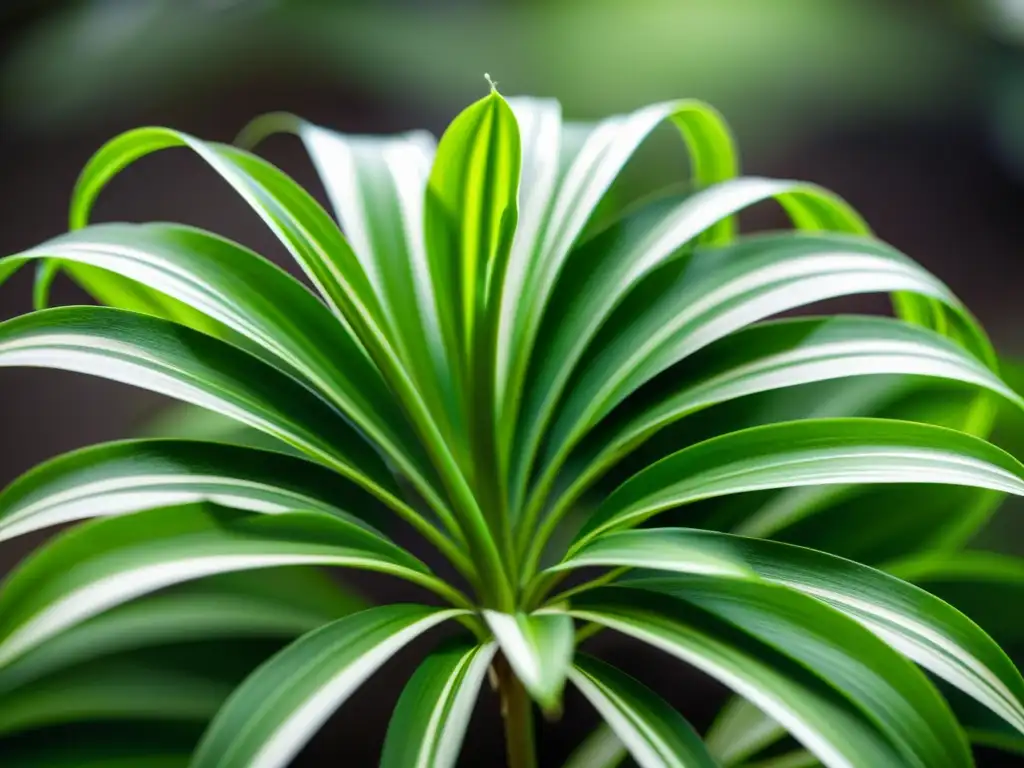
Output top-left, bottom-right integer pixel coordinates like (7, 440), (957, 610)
(1, 83), (1024, 767)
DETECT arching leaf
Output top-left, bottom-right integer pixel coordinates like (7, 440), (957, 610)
(575, 418), (1024, 547)
(566, 589), (909, 767)
(0, 439), (388, 543)
(191, 604), (466, 768)
(569, 654), (716, 768)
(0, 505), (463, 667)
(552, 527), (1024, 737)
(380, 641), (497, 768)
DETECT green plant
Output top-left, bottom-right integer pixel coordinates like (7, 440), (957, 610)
(2, 83), (1024, 767)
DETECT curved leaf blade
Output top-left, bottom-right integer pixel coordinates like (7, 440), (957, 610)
(0, 505), (455, 667)
(567, 589), (909, 767)
(569, 654), (716, 768)
(500, 101), (738, 503)
(514, 179), (871, 510)
(556, 315), (1022, 519)
(540, 232), (984, 493)
(0, 306), (400, 501)
(63, 127), (383, 328)
(380, 641), (497, 768)
(0, 439), (389, 543)
(4, 223), (438, 488)
(0, 568), (359, 694)
(575, 418), (1024, 547)
(618, 576), (971, 767)
(192, 604), (465, 768)
(54, 125), (489, 576)
(556, 527), (1024, 737)
(238, 116), (455, 435)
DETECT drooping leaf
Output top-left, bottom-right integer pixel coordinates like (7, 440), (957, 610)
(0, 439), (389, 543)
(616, 576), (972, 767)
(0, 505), (464, 667)
(54, 123), (492, 596)
(574, 418), (1024, 548)
(569, 654), (716, 768)
(380, 641), (497, 768)
(551, 315), (1021, 526)
(192, 604), (466, 768)
(0, 568), (358, 694)
(887, 550), (1024, 649)
(0, 306), (399, 505)
(535, 231), (987, 509)
(552, 527), (1024, 737)
(566, 589), (910, 766)
(512, 180), (880, 513)
(483, 610), (574, 712)
(5, 223), (440, 494)
(60, 127), (383, 328)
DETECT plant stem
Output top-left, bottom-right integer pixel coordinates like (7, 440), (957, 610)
(497, 656), (537, 768)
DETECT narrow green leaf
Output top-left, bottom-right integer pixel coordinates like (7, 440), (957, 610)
(53, 124), (492, 589)
(513, 179), (873, 514)
(0, 439), (389, 543)
(5, 223), (441, 495)
(419, 85), (524, 605)
(552, 316), (1021, 528)
(192, 604), (465, 768)
(575, 418), (1024, 548)
(569, 654), (716, 768)
(60, 127), (383, 328)
(568, 589), (909, 766)
(0, 306), (400, 504)
(664, 376), (1001, 562)
(499, 101), (738, 510)
(380, 641), (497, 768)
(554, 527), (1024, 738)
(887, 550), (1024, 648)
(561, 724), (628, 768)
(0, 309), (473, 567)
(620, 576), (971, 767)
(483, 610), (574, 712)
(238, 115), (455, 438)
(536, 232), (983, 509)
(0, 569), (358, 694)
(0, 505), (462, 667)
(425, 84), (521, 372)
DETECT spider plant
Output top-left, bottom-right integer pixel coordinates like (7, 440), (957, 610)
(2, 83), (1024, 767)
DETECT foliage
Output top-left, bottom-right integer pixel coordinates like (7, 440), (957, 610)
(1, 83), (1024, 766)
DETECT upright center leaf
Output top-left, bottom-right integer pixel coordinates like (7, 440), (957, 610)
(425, 84), (522, 536)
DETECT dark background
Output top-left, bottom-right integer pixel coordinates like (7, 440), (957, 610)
(1, 0), (1024, 765)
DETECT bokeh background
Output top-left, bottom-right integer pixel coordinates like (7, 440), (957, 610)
(2, 0), (1024, 765)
